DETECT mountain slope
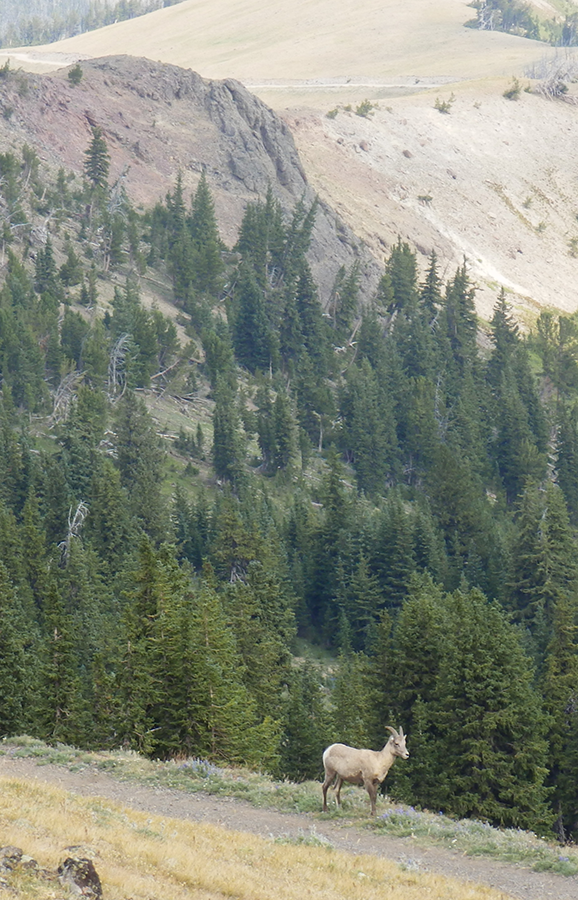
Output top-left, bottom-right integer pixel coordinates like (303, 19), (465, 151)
(286, 80), (578, 321)
(3, 1), (578, 318)
(0, 0), (558, 89)
(0, 55), (376, 299)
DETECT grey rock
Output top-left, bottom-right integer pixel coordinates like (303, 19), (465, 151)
(0, 849), (22, 871)
(57, 857), (102, 899)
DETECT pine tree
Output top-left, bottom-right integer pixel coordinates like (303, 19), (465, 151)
(509, 481), (578, 656)
(435, 589), (551, 831)
(113, 391), (168, 543)
(232, 264), (273, 372)
(371, 497), (416, 609)
(341, 553), (384, 650)
(187, 169), (224, 297)
(420, 250), (443, 316)
(35, 580), (87, 746)
(235, 187), (285, 287)
(168, 569), (280, 767)
(0, 561), (29, 737)
(117, 539), (170, 753)
(212, 377), (246, 489)
(340, 359), (396, 495)
(82, 319), (109, 387)
(442, 261), (478, 380)
(279, 662), (332, 780)
(330, 651), (373, 748)
(487, 291), (547, 501)
(85, 458), (135, 574)
(384, 577), (551, 831)
(556, 403), (578, 523)
(225, 560), (295, 720)
(329, 263), (359, 343)
(542, 594), (578, 841)
(202, 321), (236, 391)
(384, 238), (418, 313)
(84, 126), (110, 191)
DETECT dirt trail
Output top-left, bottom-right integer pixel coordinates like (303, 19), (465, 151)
(0, 756), (576, 900)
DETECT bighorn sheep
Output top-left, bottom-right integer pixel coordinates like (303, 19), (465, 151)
(322, 726), (409, 816)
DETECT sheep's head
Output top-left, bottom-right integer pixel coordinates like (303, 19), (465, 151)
(386, 725), (409, 759)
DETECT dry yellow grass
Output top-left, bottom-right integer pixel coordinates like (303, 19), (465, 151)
(1, 0), (557, 99)
(0, 775), (512, 900)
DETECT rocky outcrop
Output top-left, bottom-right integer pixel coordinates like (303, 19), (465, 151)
(0, 845), (102, 898)
(58, 856), (102, 899)
(0, 55), (380, 302)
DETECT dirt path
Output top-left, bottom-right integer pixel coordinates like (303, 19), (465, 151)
(0, 757), (576, 900)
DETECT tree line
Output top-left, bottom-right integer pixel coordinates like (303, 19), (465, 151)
(0, 0), (184, 49)
(466, 0), (578, 47)
(1, 119), (578, 840)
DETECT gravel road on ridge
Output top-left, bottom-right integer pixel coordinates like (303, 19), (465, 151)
(0, 756), (576, 900)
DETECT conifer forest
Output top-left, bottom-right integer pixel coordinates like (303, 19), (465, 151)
(1, 108), (578, 844)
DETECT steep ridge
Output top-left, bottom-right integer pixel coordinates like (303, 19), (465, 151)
(0, 55), (378, 300)
(3, 2), (578, 318)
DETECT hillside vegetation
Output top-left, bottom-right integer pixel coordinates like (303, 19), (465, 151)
(1, 54), (578, 846)
(4, 2), (578, 320)
(0, 759), (521, 900)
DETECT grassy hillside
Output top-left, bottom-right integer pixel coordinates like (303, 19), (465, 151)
(0, 0), (559, 95)
(0, 737), (577, 900)
(0, 777), (507, 900)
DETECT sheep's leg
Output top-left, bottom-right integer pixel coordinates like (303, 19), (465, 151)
(334, 776), (343, 808)
(365, 778), (379, 817)
(322, 768), (335, 812)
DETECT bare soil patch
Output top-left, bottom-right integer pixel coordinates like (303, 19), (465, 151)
(0, 756), (575, 900)
(283, 81), (578, 321)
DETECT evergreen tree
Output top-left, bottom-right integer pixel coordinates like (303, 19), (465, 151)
(340, 359), (396, 495)
(225, 560), (295, 720)
(330, 651), (373, 748)
(556, 403), (578, 523)
(382, 238), (418, 313)
(442, 261), (478, 381)
(34, 238), (59, 298)
(371, 497), (416, 609)
(542, 594), (578, 841)
(385, 577), (551, 831)
(202, 321), (236, 391)
(329, 262), (359, 343)
(235, 187), (285, 287)
(212, 377), (246, 489)
(85, 458), (135, 574)
(84, 126), (110, 191)
(0, 561), (30, 737)
(113, 391), (168, 543)
(187, 169), (224, 297)
(487, 291), (547, 501)
(117, 539), (169, 753)
(420, 249), (443, 316)
(35, 580), (87, 746)
(279, 662), (332, 780)
(232, 264), (273, 372)
(509, 481), (578, 656)
(161, 568), (280, 766)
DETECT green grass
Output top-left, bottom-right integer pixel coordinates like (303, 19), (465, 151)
(371, 804), (578, 875)
(2, 736), (577, 877)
